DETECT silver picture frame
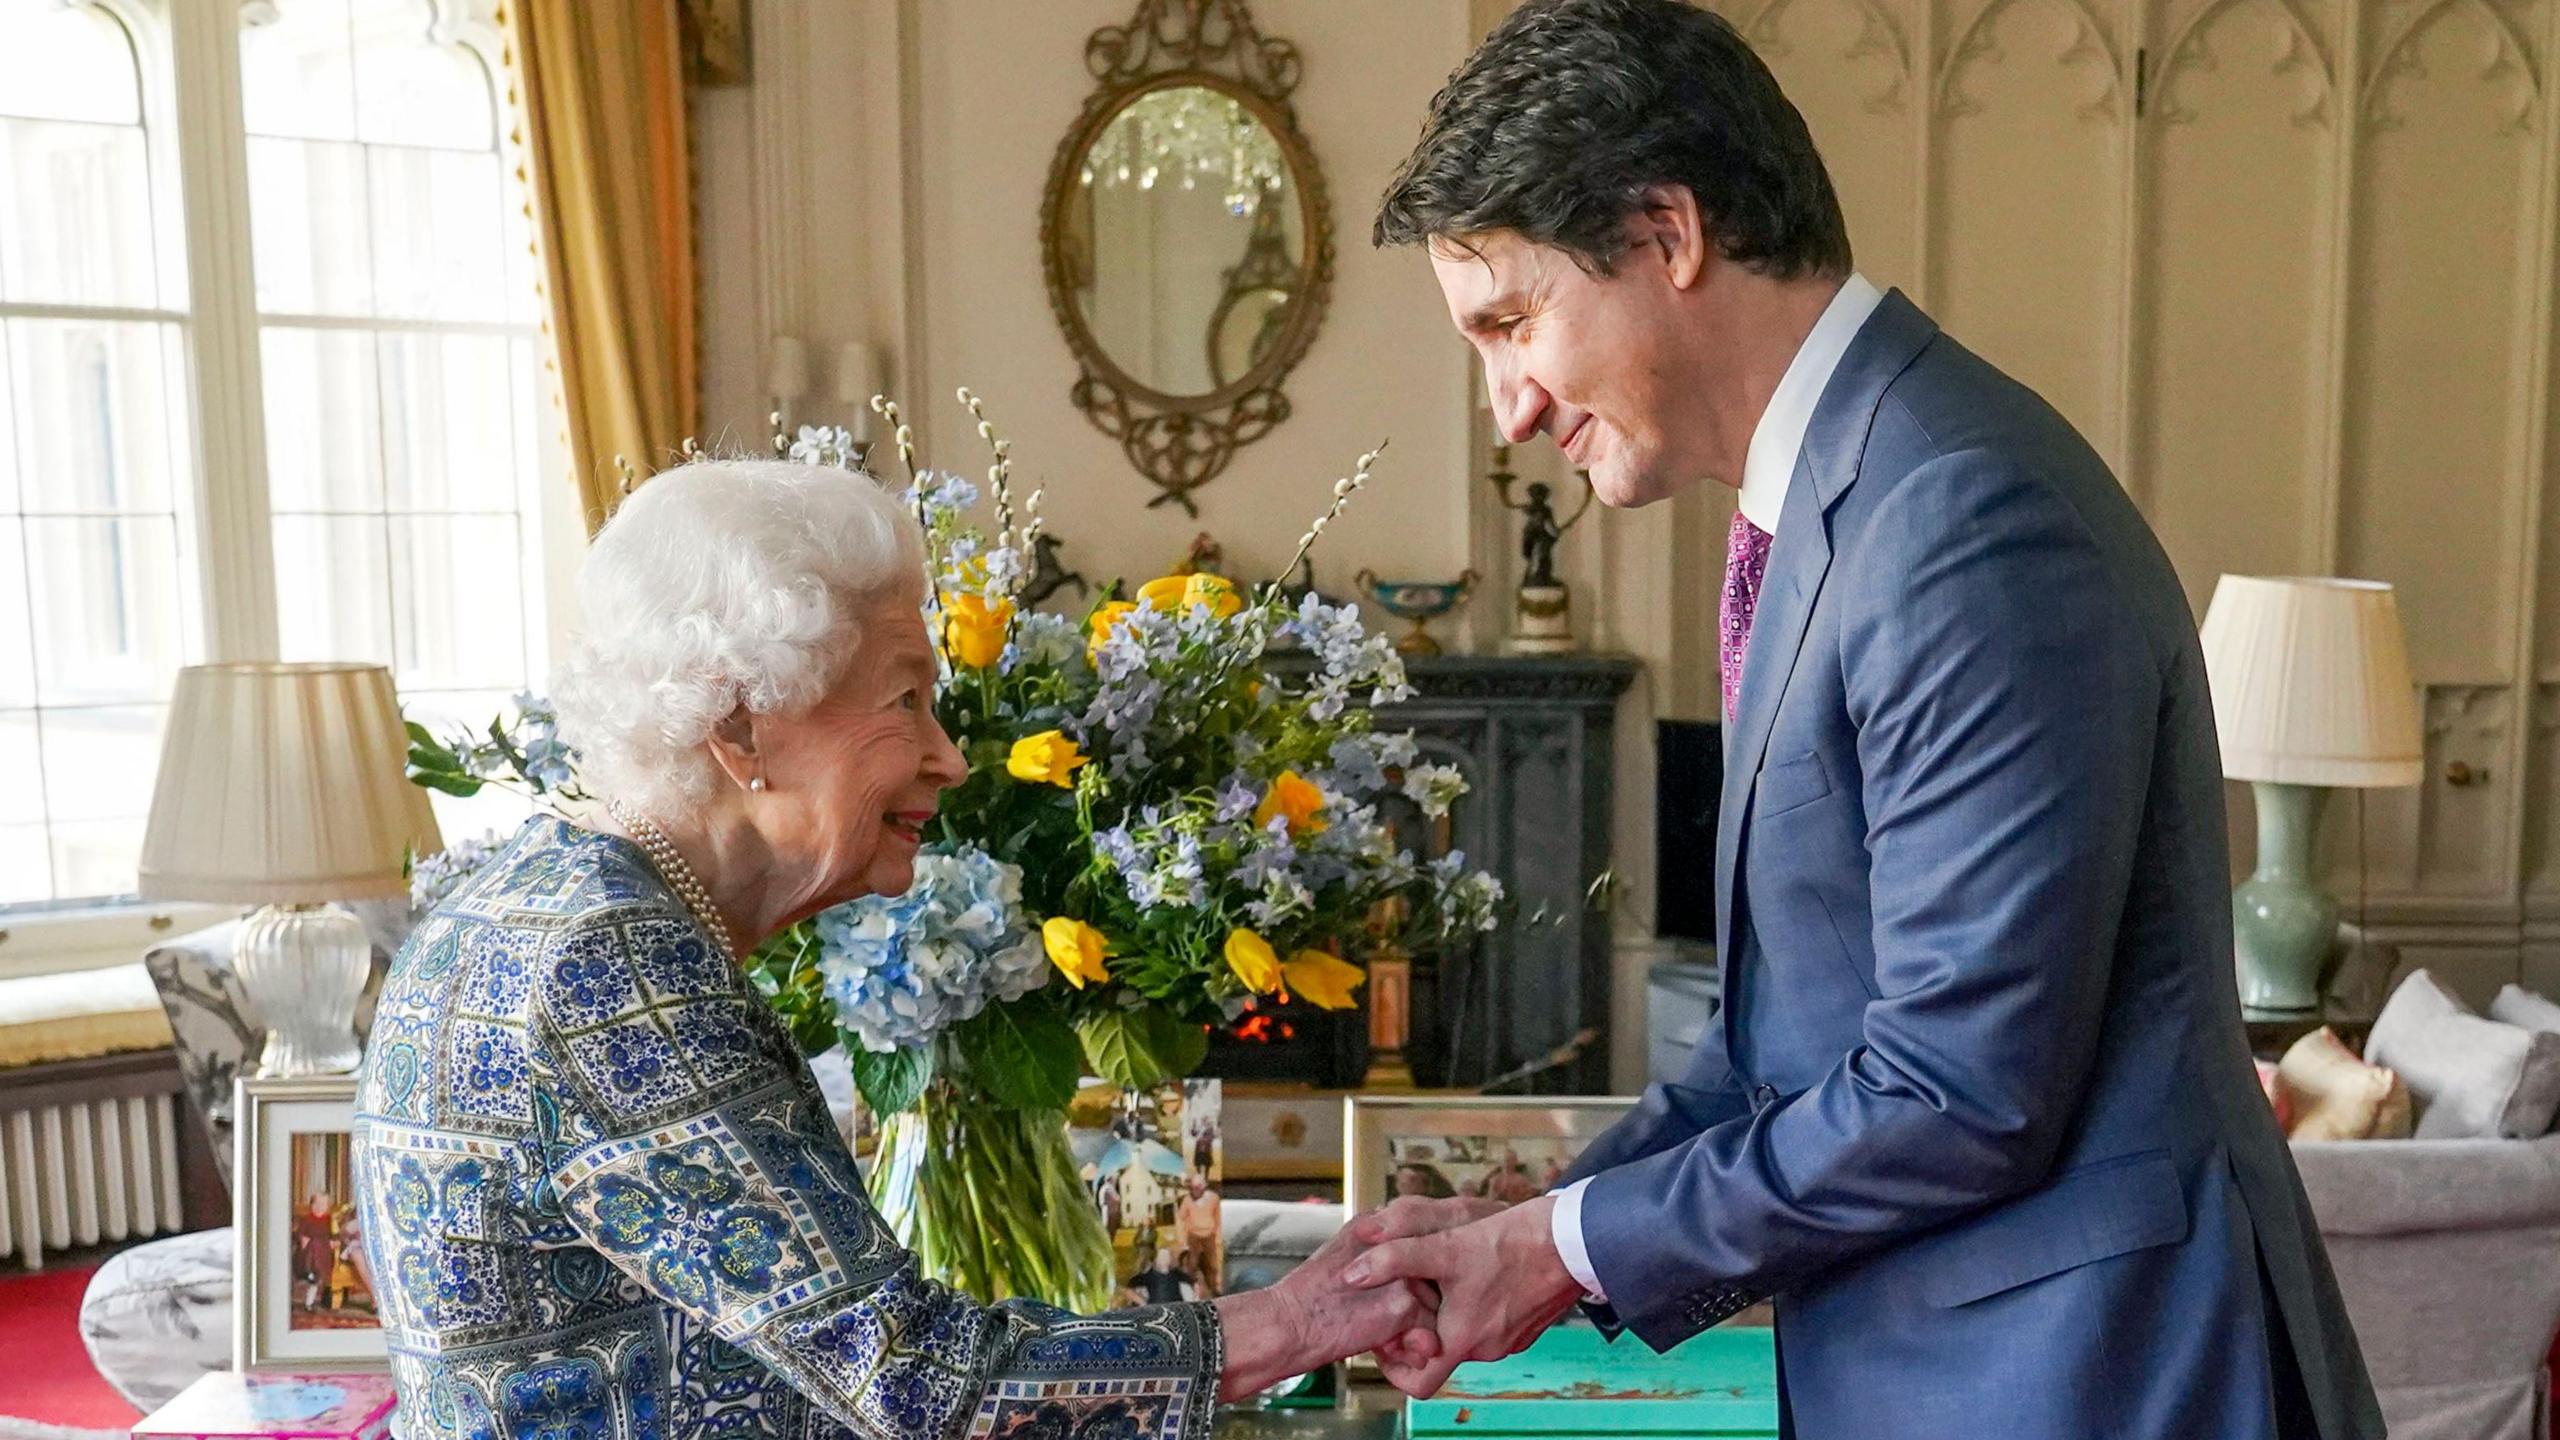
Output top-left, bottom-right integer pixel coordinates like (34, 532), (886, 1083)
(233, 1073), (387, 1372)
(1341, 1094), (1634, 1213)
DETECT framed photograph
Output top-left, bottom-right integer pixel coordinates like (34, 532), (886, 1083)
(234, 1074), (386, 1372)
(1343, 1095), (1634, 1212)
(1222, 1080), (1346, 1182)
(1067, 1078), (1225, 1301)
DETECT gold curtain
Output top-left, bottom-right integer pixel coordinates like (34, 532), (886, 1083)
(501, 0), (699, 534)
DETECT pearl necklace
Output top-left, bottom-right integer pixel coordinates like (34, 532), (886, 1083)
(604, 799), (739, 965)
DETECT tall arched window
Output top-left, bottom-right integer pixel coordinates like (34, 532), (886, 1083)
(243, 0), (547, 844)
(0, 1), (194, 906)
(0, 0), (554, 941)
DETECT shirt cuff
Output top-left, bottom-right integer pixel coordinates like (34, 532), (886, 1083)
(1549, 1177), (1608, 1302)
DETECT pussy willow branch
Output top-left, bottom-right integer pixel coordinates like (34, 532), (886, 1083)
(1269, 440), (1386, 590)
(872, 394), (945, 636)
(956, 387), (1020, 551)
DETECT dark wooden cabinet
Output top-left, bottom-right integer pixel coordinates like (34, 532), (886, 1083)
(1204, 654), (1637, 1094)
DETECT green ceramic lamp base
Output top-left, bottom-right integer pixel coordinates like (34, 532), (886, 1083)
(2232, 781), (2339, 1016)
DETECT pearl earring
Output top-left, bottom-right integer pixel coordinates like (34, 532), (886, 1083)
(749, 775), (768, 792)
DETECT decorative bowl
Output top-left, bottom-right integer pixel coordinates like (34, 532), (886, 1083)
(1355, 569), (1479, 655)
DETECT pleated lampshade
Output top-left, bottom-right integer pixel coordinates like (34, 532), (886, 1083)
(2198, 576), (2424, 789)
(138, 662), (441, 903)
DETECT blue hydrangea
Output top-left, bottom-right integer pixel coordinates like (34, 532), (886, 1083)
(1008, 610), (1080, 669)
(813, 845), (1049, 1053)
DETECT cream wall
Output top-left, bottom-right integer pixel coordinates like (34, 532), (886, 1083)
(701, 0), (1480, 602)
(698, 0), (1686, 1085)
(1676, 0), (2560, 1011)
(696, 0), (2560, 1083)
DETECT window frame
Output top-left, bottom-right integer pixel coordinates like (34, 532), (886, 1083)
(0, 0), (581, 971)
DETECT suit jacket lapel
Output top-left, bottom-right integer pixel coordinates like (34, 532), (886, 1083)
(1712, 291), (1942, 989)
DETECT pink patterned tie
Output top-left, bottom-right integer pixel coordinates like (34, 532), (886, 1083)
(1721, 512), (1774, 724)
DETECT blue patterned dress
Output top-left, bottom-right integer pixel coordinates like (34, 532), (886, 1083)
(355, 815), (1223, 1440)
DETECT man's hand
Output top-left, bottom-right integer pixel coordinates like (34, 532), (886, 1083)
(1341, 1194), (1583, 1398)
(1349, 1193), (1507, 1246)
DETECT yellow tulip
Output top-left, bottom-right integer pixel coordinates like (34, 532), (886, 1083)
(1042, 917), (1112, 989)
(1135, 572), (1243, 620)
(1254, 770), (1328, 837)
(1087, 600), (1138, 658)
(1224, 928), (1283, 994)
(941, 592), (1012, 670)
(1006, 730), (1088, 787)
(1182, 573), (1243, 619)
(1282, 950), (1366, 1011)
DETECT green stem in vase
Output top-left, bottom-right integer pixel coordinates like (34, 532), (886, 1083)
(868, 1083), (1113, 1313)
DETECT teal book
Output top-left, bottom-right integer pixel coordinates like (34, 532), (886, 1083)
(1406, 1323), (1781, 1437)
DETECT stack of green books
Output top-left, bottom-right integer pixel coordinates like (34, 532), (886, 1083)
(1405, 1323), (1781, 1438)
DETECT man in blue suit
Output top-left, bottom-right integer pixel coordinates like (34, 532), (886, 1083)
(1342, 3), (2385, 1436)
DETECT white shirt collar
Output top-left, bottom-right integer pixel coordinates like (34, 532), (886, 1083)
(1736, 273), (1886, 535)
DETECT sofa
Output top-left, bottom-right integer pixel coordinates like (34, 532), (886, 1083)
(2293, 1136), (2560, 1440)
(2265, 956), (2560, 1440)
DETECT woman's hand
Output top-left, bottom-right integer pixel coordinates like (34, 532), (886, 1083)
(1213, 1217), (1441, 1398)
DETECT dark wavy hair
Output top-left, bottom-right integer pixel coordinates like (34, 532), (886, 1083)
(1374, 0), (1851, 280)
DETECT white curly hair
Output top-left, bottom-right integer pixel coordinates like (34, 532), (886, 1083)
(551, 456), (927, 815)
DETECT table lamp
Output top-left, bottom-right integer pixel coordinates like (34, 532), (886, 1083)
(137, 662), (439, 1075)
(2198, 577), (2422, 1014)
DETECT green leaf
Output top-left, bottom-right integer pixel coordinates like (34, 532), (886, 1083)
(1076, 1007), (1207, 1090)
(952, 999), (1081, 1111)
(783, 1008), (834, 1058)
(407, 738), (463, 773)
(413, 771), (485, 798)
(489, 718), (529, 772)
(850, 1043), (934, 1114)
(404, 719), (439, 747)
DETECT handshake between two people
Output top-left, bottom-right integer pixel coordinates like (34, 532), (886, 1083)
(1214, 1193), (1588, 1401)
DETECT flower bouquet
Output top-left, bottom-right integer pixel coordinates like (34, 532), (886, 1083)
(397, 393), (1505, 1312)
(747, 392), (1503, 1309)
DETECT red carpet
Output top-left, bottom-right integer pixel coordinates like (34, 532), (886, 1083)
(0, 1264), (142, 1433)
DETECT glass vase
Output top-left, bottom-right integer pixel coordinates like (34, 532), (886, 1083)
(866, 1082), (1115, 1312)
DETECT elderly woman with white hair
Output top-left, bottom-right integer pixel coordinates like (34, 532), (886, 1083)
(352, 459), (1431, 1440)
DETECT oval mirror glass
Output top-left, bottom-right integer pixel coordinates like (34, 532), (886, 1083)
(1064, 83), (1308, 400)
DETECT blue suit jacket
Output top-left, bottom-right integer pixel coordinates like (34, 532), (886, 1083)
(1566, 293), (2384, 1440)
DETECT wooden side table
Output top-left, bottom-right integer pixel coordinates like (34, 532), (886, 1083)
(2241, 1004), (2376, 1062)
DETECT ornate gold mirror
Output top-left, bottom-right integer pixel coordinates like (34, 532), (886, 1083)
(1041, 0), (1333, 514)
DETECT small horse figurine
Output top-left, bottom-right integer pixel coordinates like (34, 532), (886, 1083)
(1023, 533), (1090, 607)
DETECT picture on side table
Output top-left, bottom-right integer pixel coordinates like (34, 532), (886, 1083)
(235, 1074), (386, 1372)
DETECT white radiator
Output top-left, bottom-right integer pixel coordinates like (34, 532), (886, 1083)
(0, 1093), (183, 1269)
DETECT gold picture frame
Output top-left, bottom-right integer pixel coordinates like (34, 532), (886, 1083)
(1342, 1095), (1633, 1213)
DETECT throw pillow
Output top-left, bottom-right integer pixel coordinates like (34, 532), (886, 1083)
(2490, 982), (2560, 1036)
(2365, 969), (2560, 1138)
(2273, 1027), (2412, 1141)
(2254, 1058), (2292, 1132)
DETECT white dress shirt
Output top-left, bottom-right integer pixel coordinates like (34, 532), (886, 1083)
(1547, 270), (1886, 1304)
